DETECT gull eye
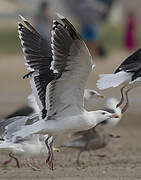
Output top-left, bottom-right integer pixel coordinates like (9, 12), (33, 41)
(102, 112), (106, 115)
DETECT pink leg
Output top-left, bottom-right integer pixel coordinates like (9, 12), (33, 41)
(45, 136), (56, 170)
(3, 156), (12, 166)
(9, 152), (20, 168)
(45, 137), (51, 164)
(116, 86), (126, 108)
(48, 141), (55, 170)
(121, 87), (133, 114)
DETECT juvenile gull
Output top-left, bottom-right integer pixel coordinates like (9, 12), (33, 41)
(60, 128), (120, 164)
(14, 14), (119, 170)
(97, 49), (141, 113)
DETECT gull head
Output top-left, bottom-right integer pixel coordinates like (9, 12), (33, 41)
(84, 89), (104, 101)
(92, 110), (119, 125)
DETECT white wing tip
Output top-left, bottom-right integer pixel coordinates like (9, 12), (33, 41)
(56, 13), (65, 20)
(19, 14), (27, 22)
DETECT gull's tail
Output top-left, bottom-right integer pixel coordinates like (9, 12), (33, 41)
(97, 71), (132, 90)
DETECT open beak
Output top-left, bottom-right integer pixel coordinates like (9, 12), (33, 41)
(110, 113), (120, 119)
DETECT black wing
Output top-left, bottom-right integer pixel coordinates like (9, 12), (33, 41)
(115, 48), (141, 73)
(18, 16), (58, 118)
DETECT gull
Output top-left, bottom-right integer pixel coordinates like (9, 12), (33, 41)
(100, 98), (122, 129)
(2, 89), (103, 121)
(97, 48), (141, 113)
(2, 94), (38, 120)
(60, 128), (120, 164)
(84, 90), (122, 129)
(84, 89), (104, 110)
(29, 89), (104, 116)
(0, 116), (59, 170)
(14, 14), (119, 170)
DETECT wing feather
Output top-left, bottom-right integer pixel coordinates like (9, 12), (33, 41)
(18, 17), (57, 118)
(46, 17), (93, 119)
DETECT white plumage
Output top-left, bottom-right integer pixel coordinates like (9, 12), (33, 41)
(84, 89), (122, 129)
(0, 116), (58, 170)
(13, 14), (119, 170)
(97, 48), (141, 113)
(97, 71), (132, 90)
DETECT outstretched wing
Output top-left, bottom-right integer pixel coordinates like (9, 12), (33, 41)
(18, 15), (57, 118)
(46, 14), (93, 119)
(115, 48), (141, 73)
(0, 115), (39, 141)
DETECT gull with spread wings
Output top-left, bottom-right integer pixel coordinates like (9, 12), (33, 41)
(97, 49), (141, 113)
(13, 14), (119, 170)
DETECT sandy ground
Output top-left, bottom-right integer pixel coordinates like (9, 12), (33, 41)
(0, 52), (141, 179)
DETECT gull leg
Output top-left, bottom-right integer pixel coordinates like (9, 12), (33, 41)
(122, 86), (133, 113)
(48, 136), (56, 170)
(31, 158), (41, 171)
(45, 137), (51, 164)
(116, 85), (127, 108)
(2, 153), (13, 166)
(26, 159), (40, 171)
(9, 152), (20, 168)
(76, 149), (84, 165)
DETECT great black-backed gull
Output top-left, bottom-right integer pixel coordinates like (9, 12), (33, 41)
(13, 14), (119, 170)
(97, 48), (141, 113)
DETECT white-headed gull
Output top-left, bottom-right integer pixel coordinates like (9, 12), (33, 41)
(28, 89), (122, 129)
(84, 90), (121, 129)
(14, 14), (119, 170)
(97, 48), (141, 113)
(0, 116), (59, 170)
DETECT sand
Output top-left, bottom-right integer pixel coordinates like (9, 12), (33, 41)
(0, 52), (141, 179)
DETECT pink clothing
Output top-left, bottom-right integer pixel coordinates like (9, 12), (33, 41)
(125, 16), (137, 50)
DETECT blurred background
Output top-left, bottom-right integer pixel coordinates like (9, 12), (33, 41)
(1, 1), (141, 178)
(0, 0), (141, 120)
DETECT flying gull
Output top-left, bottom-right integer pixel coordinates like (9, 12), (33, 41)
(13, 14), (119, 170)
(97, 48), (141, 113)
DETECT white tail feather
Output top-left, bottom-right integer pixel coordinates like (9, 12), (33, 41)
(97, 71), (132, 90)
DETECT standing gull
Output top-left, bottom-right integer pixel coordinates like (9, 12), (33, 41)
(14, 14), (119, 170)
(97, 48), (141, 113)
(60, 128), (120, 164)
(0, 116), (59, 170)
